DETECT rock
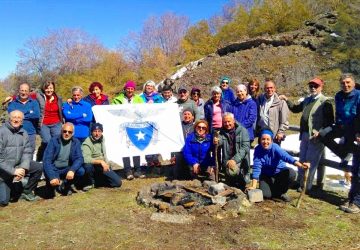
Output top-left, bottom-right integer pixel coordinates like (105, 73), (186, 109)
(247, 189), (264, 203)
(211, 196), (227, 205)
(208, 183), (226, 196)
(168, 205), (187, 214)
(202, 180), (217, 189)
(150, 213), (195, 224)
(170, 192), (187, 206)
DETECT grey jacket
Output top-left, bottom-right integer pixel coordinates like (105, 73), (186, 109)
(218, 122), (250, 171)
(176, 98), (201, 121)
(258, 93), (289, 135)
(0, 122), (32, 181)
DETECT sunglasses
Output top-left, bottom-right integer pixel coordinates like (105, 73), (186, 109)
(179, 90), (187, 94)
(191, 92), (200, 96)
(221, 81), (229, 84)
(308, 84), (320, 89)
(196, 126), (207, 130)
(63, 130), (73, 134)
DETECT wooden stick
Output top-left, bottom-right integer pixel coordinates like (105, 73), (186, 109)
(214, 130), (220, 183)
(296, 167), (309, 208)
(183, 186), (214, 199)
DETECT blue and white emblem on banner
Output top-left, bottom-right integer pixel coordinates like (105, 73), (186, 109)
(124, 122), (156, 151)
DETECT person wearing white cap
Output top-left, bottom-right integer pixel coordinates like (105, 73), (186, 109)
(139, 80), (164, 103)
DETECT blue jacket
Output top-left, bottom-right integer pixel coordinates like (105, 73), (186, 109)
(335, 89), (360, 126)
(139, 92), (165, 103)
(62, 100), (93, 139)
(182, 133), (215, 168)
(252, 143), (296, 180)
(43, 136), (84, 180)
(204, 99), (233, 133)
(222, 88), (236, 103)
(7, 98), (40, 135)
(232, 96), (257, 140)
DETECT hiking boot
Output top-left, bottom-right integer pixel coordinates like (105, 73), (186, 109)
(279, 194), (291, 202)
(56, 183), (73, 196)
(19, 192), (40, 202)
(339, 201), (350, 211)
(134, 170), (145, 179)
(344, 203), (360, 214)
(83, 184), (94, 192)
(126, 170), (134, 180)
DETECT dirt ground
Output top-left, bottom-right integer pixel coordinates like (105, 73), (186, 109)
(0, 174), (359, 250)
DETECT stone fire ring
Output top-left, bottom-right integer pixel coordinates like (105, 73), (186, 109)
(136, 179), (251, 220)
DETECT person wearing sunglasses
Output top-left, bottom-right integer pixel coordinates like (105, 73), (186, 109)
(176, 86), (200, 121)
(279, 77), (334, 193)
(190, 87), (205, 119)
(219, 76), (236, 103)
(182, 120), (215, 180)
(43, 122), (86, 196)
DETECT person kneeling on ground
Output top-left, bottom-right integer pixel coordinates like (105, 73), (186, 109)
(43, 122), (85, 197)
(81, 123), (122, 190)
(247, 129), (309, 202)
(182, 120), (215, 180)
(0, 110), (42, 206)
(213, 112), (251, 190)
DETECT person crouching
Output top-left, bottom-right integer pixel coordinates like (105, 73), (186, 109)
(247, 129), (308, 202)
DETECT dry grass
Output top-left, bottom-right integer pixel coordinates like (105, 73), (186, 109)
(0, 175), (359, 249)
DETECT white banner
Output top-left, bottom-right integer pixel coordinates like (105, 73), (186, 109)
(92, 103), (185, 166)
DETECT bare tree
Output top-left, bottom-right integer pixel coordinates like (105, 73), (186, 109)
(119, 12), (189, 66)
(209, 0), (251, 33)
(17, 28), (105, 77)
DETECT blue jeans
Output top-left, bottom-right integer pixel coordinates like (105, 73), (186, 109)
(83, 164), (122, 188)
(349, 151), (360, 206)
(40, 122), (62, 144)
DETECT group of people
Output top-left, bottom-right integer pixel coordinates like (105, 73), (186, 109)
(1, 73), (359, 215)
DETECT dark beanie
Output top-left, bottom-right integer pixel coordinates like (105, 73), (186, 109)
(91, 123), (103, 132)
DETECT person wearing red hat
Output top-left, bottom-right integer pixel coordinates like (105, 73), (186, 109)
(112, 81), (144, 104)
(279, 77), (334, 192)
(112, 81), (145, 180)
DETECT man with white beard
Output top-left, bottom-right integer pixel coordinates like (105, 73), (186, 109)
(279, 77), (334, 192)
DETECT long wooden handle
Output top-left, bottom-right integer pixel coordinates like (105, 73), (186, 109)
(296, 167), (309, 208)
(214, 131), (220, 183)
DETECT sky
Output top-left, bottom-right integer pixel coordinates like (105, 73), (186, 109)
(0, 0), (230, 79)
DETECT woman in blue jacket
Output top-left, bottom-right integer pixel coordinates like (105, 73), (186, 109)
(247, 129), (308, 202)
(182, 120), (215, 180)
(232, 84), (257, 143)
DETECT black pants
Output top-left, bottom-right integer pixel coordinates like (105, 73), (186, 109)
(123, 156), (141, 172)
(173, 152), (191, 180)
(320, 125), (356, 159)
(259, 168), (296, 199)
(0, 161), (43, 206)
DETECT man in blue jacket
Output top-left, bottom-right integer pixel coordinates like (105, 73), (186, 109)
(43, 122), (85, 196)
(62, 86), (93, 143)
(8, 83), (40, 154)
